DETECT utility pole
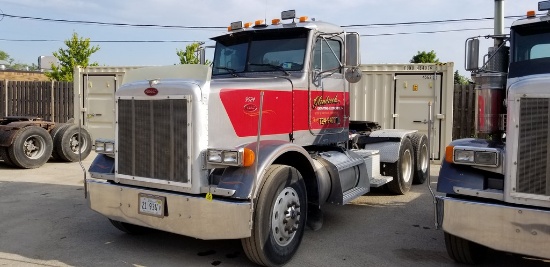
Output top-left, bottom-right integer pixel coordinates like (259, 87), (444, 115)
(494, 0), (505, 46)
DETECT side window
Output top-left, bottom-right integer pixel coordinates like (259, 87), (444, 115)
(531, 44), (550, 60)
(313, 38), (342, 72)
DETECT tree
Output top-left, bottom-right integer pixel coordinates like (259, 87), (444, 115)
(0, 50), (11, 62)
(176, 42), (210, 65)
(454, 70), (471, 85)
(46, 32), (100, 81)
(0, 50), (38, 70)
(410, 50), (439, 63)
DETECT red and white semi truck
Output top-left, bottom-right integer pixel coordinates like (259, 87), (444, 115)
(86, 10), (429, 266)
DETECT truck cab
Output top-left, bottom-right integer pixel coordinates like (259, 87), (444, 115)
(436, 2), (550, 263)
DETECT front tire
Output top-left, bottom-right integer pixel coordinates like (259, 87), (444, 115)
(385, 138), (414, 195)
(444, 232), (487, 264)
(109, 219), (149, 234)
(242, 165), (307, 267)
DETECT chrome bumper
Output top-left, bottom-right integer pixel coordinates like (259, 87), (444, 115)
(87, 179), (252, 240)
(436, 196), (550, 260)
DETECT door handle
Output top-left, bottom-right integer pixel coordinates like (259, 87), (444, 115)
(413, 119), (428, 124)
(87, 113), (102, 119)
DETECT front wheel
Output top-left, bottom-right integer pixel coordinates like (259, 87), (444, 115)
(444, 232), (487, 264)
(242, 165), (307, 267)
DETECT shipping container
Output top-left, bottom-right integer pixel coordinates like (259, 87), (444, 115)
(73, 66), (145, 142)
(350, 63), (454, 162)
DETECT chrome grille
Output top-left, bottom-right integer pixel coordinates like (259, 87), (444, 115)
(117, 99), (188, 183)
(516, 98), (549, 196)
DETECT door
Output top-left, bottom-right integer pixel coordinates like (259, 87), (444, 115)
(307, 35), (348, 145)
(82, 75), (117, 141)
(394, 73), (442, 159)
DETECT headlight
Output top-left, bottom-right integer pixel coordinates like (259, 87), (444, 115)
(454, 150), (474, 163)
(95, 139), (115, 155)
(207, 150), (223, 163)
(449, 146), (499, 167)
(206, 148), (255, 167)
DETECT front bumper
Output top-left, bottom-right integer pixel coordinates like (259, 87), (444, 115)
(87, 179), (252, 240)
(436, 196), (550, 260)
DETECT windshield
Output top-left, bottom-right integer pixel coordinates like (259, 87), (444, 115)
(509, 21), (550, 78)
(212, 28), (308, 76)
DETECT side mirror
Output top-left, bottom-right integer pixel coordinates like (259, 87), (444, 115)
(345, 67), (362, 83)
(345, 32), (360, 67)
(465, 38), (480, 71)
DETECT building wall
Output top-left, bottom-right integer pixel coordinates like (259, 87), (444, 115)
(0, 70), (49, 81)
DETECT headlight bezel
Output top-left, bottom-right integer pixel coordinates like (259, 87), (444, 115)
(95, 138), (115, 155)
(206, 148), (255, 167)
(452, 146), (499, 167)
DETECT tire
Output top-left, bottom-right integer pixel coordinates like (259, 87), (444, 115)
(109, 219), (149, 234)
(49, 123), (71, 161)
(385, 138), (414, 195)
(7, 126), (53, 169)
(411, 133), (429, 184)
(242, 165), (307, 267)
(444, 232), (487, 264)
(0, 147), (15, 166)
(53, 125), (92, 162)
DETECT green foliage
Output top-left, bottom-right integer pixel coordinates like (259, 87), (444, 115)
(176, 43), (211, 65)
(46, 32), (100, 81)
(0, 50), (11, 62)
(410, 50), (439, 63)
(0, 50), (38, 70)
(454, 70), (471, 85)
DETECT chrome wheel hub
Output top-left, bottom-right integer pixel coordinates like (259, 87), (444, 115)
(272, 187), (301, 246)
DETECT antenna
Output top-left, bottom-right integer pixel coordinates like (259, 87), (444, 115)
(264, 0), (267, 22)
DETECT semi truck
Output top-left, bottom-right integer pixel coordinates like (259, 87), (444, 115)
(86, 10), (429, 266)
(0, 116), (92, 168)
(436, 1), (550, 263)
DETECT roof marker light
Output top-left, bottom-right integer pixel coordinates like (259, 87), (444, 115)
(272, 18), (281, 25)
(244, 22), (252, 28)
(527, 10), (536, 17)
(255, 20), (264, 26)
(299, 16), (308, 22)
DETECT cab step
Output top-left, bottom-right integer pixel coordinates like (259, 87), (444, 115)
(370, 175), (393, 187)
(342, 186), (369, 204)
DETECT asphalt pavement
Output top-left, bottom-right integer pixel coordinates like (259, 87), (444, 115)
(0, 154), (547, 266)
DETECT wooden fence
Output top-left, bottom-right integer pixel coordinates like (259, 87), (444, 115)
(452, 84), (476, 139)
(0, 80), (74, 123)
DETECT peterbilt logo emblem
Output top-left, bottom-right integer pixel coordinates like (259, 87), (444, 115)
(144, 88), (158, 96)
(244, 103), (258, 112)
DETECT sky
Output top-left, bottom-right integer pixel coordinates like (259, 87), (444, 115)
(0, 0), (542, 76)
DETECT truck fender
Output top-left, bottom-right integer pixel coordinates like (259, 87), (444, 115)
(88, 154), (115, 179)
(363, 130), (417, 163)
(216, 140), (318, 203)
(363, 141), (402, 163)
(437, 138), (504, 195)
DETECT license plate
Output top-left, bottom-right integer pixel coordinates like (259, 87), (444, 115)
(138, 193), (166, 217)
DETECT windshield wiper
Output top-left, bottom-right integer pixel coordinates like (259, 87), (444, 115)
(249, 63), (290, 76)
(214, 67), (239, 77)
